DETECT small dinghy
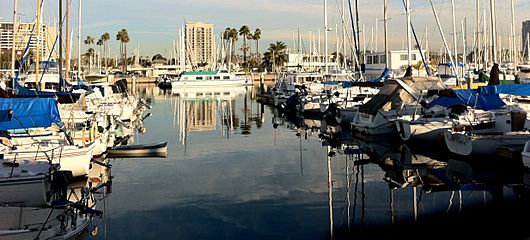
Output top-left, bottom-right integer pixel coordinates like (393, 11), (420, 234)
(106, 141), (168, 158)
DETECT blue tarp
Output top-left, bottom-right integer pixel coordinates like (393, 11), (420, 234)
(479, 83), (530, 96)
(428, 89), (505, 110)
(0, 98), (62, 130)
(12, 78), (81, 100)
(0, 110), (12, 122)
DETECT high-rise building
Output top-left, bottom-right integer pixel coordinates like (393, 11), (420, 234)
(0, 22), (56, 64)
(522, 20), (530, 58)
(185, 21), (215, 68)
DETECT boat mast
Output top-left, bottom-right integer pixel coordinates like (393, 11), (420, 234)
(77, 0), (82, 80)
(428, 0), (459, 82)
(65, 0), (70, 82)
(511, 0), (517, 68)
(324, 0), (329, 74)
(490, 0), (497, 64)
(406, 0), (411, 67)
(10, 0), (18, 77)
(384, 0), (389, 69)
(59, 0), (63, 84)
(476, 0), (480, 69)
(451, 0), (458, 69)
(36, 0), (41, 87)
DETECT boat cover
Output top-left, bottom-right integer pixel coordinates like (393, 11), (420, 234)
(0, 98), (62, 130)
(428, 89), (505, 110)
(479, 83), (530, 96)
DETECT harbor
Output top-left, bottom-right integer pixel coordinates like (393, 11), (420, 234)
(0, 0), (530, 239)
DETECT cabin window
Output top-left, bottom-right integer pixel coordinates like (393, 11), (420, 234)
(411, 54), (417, 61)
(197, 93), (203, 97)
(205, 76), (212, 80)
(214, 92), (221, 96)
(196, 77), (203, 80)
(223, 76), (230, 79)
(367, 56), (373, 64)
(373, 55), (379, 64)
(380, 55), (386, 64)
(214, 76), (221, 80)
(400, 54), (408, 61)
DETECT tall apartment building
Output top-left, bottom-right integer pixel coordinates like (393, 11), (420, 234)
(523, 20), (530, 59)
(185, 21), (215, 67)
(0, 22), (56, 64)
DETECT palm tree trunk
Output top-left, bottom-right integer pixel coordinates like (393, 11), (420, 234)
(124, 43), (127, 73)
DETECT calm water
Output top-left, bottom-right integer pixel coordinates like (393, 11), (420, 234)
(89, 84), (530, 240)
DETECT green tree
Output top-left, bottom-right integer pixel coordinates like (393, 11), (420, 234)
(84, 36), (95, 72)
(263, 41), (288, 72)
(96, 39), (103, 71)
(252, 29), (261, 67)
(116, 29), (130, 73)
(100, 32), (110, 69)
(239, 25), (251, 69)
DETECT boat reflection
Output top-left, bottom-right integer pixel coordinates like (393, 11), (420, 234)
(275, 113), (529, 239)
(172, 86), (252, 144)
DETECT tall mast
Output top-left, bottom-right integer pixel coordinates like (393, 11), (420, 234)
(77, 0), (82, 79)
(384, 0), (389, 68)
(59, 0), (63, 83)
(65, 0), (70, 82)
(36, 0), (41, 87)
(511, 0), (517, 67)
(451, 0), (458, 68)
(341, 0), (346, 69)
(406, 0), (411, 67)
(490, 0), (497, 64)
(355, 0), (360, 62)
(429, 0), (459, 82)
(324, 0), (329, 74)
(476, 0), (480, 68)
(10, 0), (18, 77)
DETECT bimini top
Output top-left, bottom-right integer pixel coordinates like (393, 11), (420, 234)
(182, 71), (219, 75)
(0, 98), (62, 130)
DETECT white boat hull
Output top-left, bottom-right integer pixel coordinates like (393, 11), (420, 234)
(172, 79), (249, 88)
(395, 119), (453, 142)
(4, 142), (96, 177)
(444, 131), (530, 156)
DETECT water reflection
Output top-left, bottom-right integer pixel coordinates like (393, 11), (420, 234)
(170, 86), (264, 144)
(275, 113), (530, 239)
(74, 84), (530, 240)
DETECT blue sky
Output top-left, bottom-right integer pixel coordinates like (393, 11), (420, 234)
(1, 0), (530, 58)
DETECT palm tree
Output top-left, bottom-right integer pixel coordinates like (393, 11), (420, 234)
(96, 39), (103, 71)
(222, 28), (232, 65)
(263, 41), (288, 72)
(101, 32), (110, 69)
(84, 36), (95, 72)
(116, 29), (130, 73)
(84, 48), (95, 67)
(253, 29), (261, 65)
(229, 28), (238, 66)
(239, 25), (251, 69)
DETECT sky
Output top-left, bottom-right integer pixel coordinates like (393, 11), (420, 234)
(1, 0), (530, 59)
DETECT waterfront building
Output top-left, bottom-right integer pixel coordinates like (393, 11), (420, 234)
(185, 21), (215, 68)
(0, 22), (56, 66)
(284, 53), (339, 72)
(364, 50), (428, 80)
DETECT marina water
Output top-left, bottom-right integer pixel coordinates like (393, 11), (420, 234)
(87, 84), (529, 240)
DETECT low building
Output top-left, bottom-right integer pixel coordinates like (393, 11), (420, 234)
(364, 50), (428, 80)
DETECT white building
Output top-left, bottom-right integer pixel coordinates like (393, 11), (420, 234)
(0, 22), (56, 64)
(364, 50), (428, 80)
(284, 53), (339, 72)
